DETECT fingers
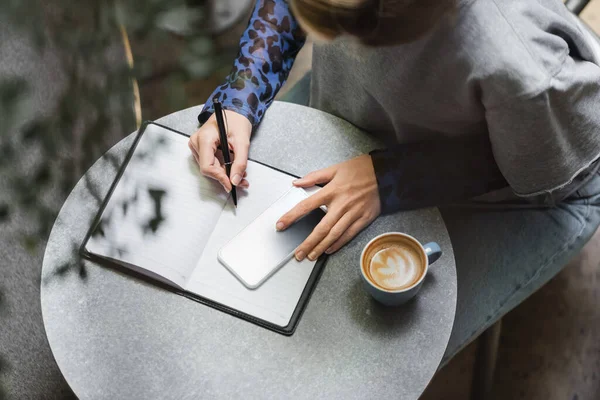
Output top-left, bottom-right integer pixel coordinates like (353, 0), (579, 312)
(189, 141), (200, 165)
(293, 167), (336, 188)
(293, 205), (376, 261)
(238, 171), (250, 189)
(189, 139), (249, 189)
(326, 216), (373, 255)
(189, 135), (232, 192)
(276, 190), (330, 231)
(299, 212), (355, 261)
(188, 110), (253, 193)
(229, 136), (249, 187)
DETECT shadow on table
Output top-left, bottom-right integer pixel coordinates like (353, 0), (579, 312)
(422, 268), (438, 291)
(42, 136), (176, 286)
(346, 280), (422, 338)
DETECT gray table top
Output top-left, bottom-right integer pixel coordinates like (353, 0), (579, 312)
(41, 102), (457, 400)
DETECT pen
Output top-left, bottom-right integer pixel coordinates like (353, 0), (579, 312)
(213, 98), (237, 207)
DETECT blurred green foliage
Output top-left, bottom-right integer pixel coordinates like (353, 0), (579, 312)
(0, 0), (226, 256)
(0, 0), (231, 394)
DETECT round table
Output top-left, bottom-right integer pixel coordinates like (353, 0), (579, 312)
(41, 102), (457, 400)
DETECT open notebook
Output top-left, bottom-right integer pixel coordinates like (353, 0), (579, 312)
(81, 122), (327, 334)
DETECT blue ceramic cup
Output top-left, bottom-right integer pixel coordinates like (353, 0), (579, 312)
(360, 232), (442, 306)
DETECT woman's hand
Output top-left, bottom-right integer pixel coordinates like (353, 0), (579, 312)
(188, 110), (252, 192)
(277, 155), (382, 261)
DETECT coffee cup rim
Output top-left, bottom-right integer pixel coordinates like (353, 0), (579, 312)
(360, 232), (429, 293)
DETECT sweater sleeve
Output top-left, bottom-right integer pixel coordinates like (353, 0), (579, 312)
(370, 51), (600, 214)
(370, 134), (509, 214)
(198, 0), (305, 127)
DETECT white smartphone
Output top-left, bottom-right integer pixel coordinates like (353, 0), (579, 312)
(218, 187), (325, 289)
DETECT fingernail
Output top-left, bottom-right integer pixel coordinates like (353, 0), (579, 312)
(295, 251), (305, 261)
(325, 248), (333, 254)
(308, 252), (317, 261)
(276, 222), (284, 231)
(292, 179), (301, 185)
(222, 185), (230, 193)
(232, 174), (242, 186)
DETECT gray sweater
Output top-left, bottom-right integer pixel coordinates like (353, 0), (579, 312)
(310, 0), (600, 210)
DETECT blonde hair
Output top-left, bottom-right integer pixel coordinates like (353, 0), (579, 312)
(290, 0), (457, 46)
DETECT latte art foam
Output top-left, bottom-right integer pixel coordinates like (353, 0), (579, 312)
(368, 246), (423, 290)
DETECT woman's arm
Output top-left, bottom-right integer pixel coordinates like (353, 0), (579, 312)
(190, 0), (305, 192)
(275, 134), (509, 261)
(198, 0), (306, 127)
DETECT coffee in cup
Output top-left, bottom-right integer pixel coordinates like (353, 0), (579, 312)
(360, 233), (441, 306)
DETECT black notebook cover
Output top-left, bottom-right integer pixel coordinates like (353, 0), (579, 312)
(80, 121), (327, 336)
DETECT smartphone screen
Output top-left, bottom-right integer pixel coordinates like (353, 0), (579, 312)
(218, 187), (325, 289)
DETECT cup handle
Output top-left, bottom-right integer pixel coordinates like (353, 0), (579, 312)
(423, 242), (442, 266)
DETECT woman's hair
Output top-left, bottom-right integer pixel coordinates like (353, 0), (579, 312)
(289, 0), (457, 46)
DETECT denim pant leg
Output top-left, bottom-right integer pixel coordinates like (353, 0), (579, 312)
(439, 172), (600, 366)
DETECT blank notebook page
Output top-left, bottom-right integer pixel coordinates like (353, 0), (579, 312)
(186, 161), (319, 328)
(85, 124), (229, 288)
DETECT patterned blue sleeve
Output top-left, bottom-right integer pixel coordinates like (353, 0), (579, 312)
(198, 0), (305, 127)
